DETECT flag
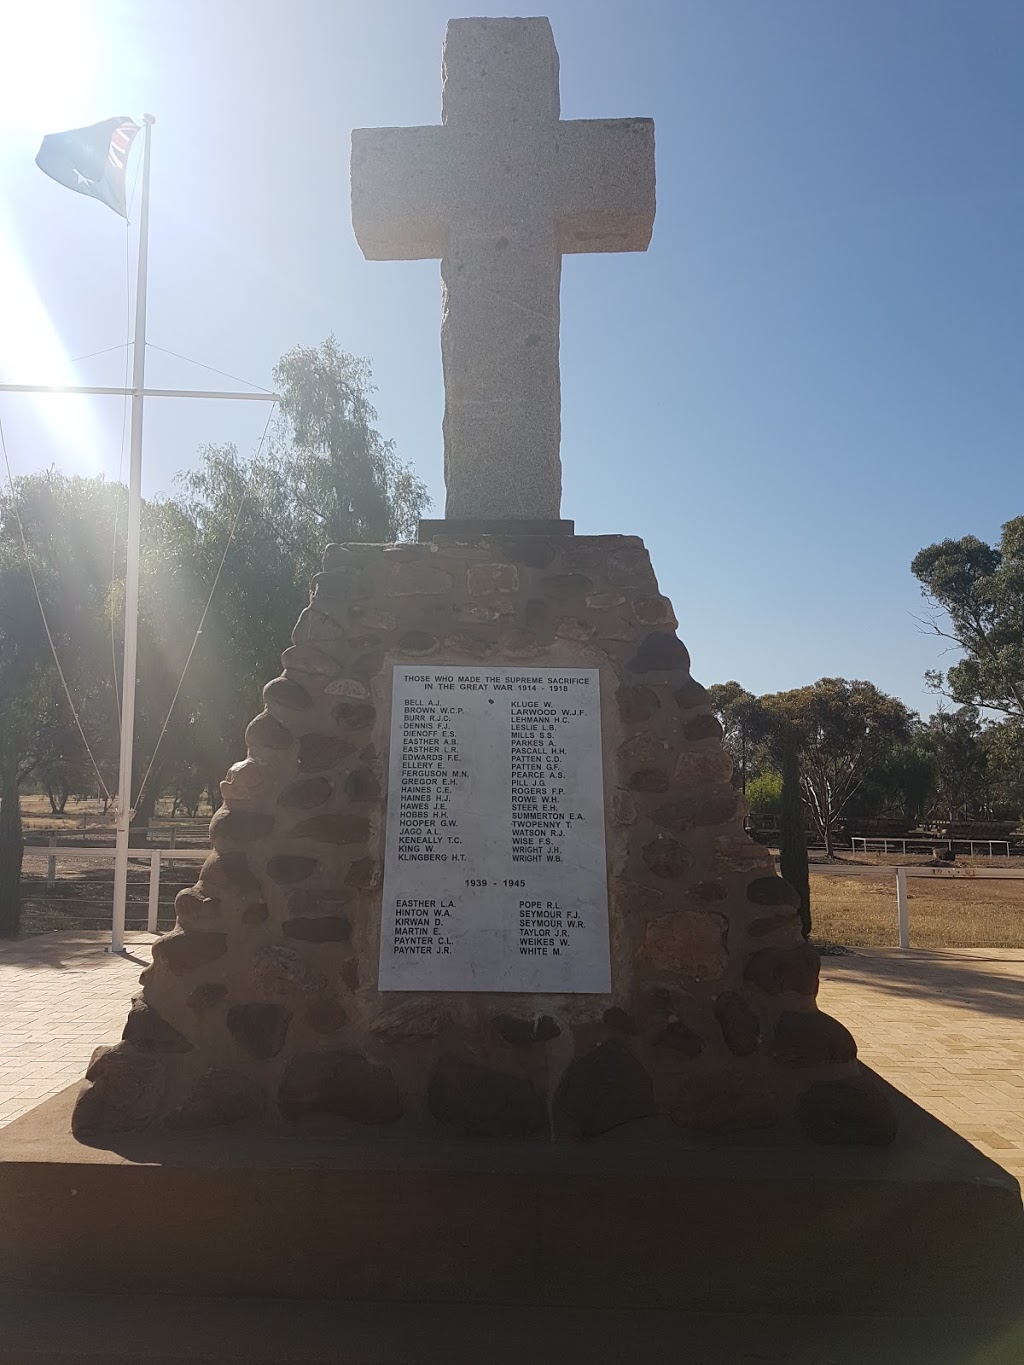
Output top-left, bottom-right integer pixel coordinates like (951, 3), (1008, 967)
(36, 117), (140, 218)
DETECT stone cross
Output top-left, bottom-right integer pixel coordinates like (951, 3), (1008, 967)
(351, 17), (655, 521)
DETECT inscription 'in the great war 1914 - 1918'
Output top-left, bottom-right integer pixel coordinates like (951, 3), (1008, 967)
(378, 666), (610, 993)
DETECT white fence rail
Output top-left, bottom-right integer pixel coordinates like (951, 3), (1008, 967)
(809, 861), (1024, 948)
(22, 845), (207, 950)
(850, 836), (1012, 858)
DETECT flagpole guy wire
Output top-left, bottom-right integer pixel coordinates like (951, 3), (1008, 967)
(1, 113), (280, 953)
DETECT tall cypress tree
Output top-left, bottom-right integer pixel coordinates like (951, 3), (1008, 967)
(779, 725), (811, 939)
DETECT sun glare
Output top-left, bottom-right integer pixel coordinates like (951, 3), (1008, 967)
(0, 1), (101, 131)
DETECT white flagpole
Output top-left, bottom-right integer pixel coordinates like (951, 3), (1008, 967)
(111, 114), (155, 954)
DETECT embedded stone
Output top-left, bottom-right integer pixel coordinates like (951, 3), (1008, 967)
(628, 767), (670, 793)
(491, 1013), (561, 1045)
(524, 598), (549, 627)
(371, 1001), (451, 1042)
(773, 1010), (857, 1067)
(279, 1050), (403, 1123)
(641, 835), (691, 880)
(650, 790), (741, 831)
(242, 902), (269, 925)
(297, 733), (354, 773)
(655, 1021), (704, 1057)
(468, 562), (518, 594)
(500, 627), (548, 657)
(616, 685), (660, 724)
(283, 915), (352, 943)
(245, 711), (293, 751)
(458, 601), (509, 623)
(281, 644), (340, 676)
(747, 876), (802, 909)
(744, 944), (820, 998)
(291, 605), (344, 645)
(673, 749), (734, 784)
(398, 630), (438, 654)
(799, 1075), (898, 1147)
(603, 1006), (638, 1035)
(674, 679), (710, 710)
(308, 998), (348, 1034)
(587, 592), (626, 609)
(627, 632), (690, 674)
(220, 758), (275, 805)
(428, 1055), (546, 1138)
(265, 855), (318, 885)
(122, 998), (193, 1053)
(687, 881), (728, 905)
(72, 1045), (165, 1135)
(310, 565), (369, 601)
(290, 813), (371, 844)
(554, 616), (596, 641)
(252, 945), (327, 998)
(153, 930), (228, 976)
(595, 615), (636, 641)
(278, 776), (333, 809)
(186, 982), (228, 1013)
(174, 887), (220, 928)
(166, 1069), (266, 1130)
(749, 910), (801, 938)
(343, 769), (380, 801)
(199, 851), (261, 898)
(632, 595), (677, 627)
(611, 791), (637, 826)
(673, 1075), (779, 1136)
(349, 649), (385, 681)
(345, 857), (378, 890)
(554, 1042), (655, 1137)
(617, 731), (668, 767)
(445, 629), (495, 655)
(227, 1003), (292, 1060)
(540, 573), (593, 599)
(263, 676), (313, 711)
(388, 563), (453, 595)
(683, 713), (724, 742)
(334, 701), (376, 730)
(606, 545), (656, 585)
(208, 807), (275, 848)
(347, 605), (396, 631)
(713, 992), (761, 1056)
(641, 910), (727, 980)
(323, 678), (370, 698)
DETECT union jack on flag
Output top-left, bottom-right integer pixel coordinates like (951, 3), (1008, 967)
(36, 116), (141, 218)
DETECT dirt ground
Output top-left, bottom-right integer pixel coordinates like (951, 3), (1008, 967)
(811, 872), (1024, 949)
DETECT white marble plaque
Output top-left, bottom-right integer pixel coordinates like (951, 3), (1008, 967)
(378, 666), (610, 993)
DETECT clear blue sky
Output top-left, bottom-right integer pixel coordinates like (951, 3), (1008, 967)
(2, 1), (1022, 717)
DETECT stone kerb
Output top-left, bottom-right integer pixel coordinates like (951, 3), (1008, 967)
(72, 534), (896, 1148)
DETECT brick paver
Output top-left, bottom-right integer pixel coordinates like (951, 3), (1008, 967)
(0, 936), (1021, 1189)
(0, 933), (153, 1127)
(819, 947), (1024, 1184)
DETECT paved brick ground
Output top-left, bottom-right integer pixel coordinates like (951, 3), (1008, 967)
(818, 946), (1024, 1184)
(0, 935), (1022, 1188)
(0, 933), (153, 1128)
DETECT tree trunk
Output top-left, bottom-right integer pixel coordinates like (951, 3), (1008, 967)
(47, 784), (60, 815)
(129, 781), (161, 848)
(0, 760), (24, 938)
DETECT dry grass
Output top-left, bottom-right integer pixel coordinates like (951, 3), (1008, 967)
(811, 874), (1024, 949)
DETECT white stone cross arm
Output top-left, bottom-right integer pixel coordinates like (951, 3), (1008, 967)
(351, 17), (655, 521)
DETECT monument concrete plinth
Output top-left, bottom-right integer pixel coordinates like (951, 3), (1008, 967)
(1, 1080), (1021, 1313)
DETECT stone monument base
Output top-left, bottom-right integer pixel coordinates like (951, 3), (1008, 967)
(2, 1079), (1021, 1315)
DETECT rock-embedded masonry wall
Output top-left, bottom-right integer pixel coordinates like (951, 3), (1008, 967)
(73, 534), (896, 1146)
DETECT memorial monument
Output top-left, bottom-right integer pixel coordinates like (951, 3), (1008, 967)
(71, 17), (889, 1146)
(3, 16), (1020, 1325)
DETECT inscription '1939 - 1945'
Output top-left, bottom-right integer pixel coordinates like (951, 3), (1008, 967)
(378, 666), (611, 994)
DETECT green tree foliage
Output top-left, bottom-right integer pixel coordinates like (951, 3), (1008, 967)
(757, 679), (914, 857)
(744, 770), (782, 816)
(706, 681), (758, 792)
(980, 720), (1024, 821)
(777, 726), (811, 938)
(273, 337), (429, 546)
(923, 706), (989, 824)
(912, 517), (1024, 718)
